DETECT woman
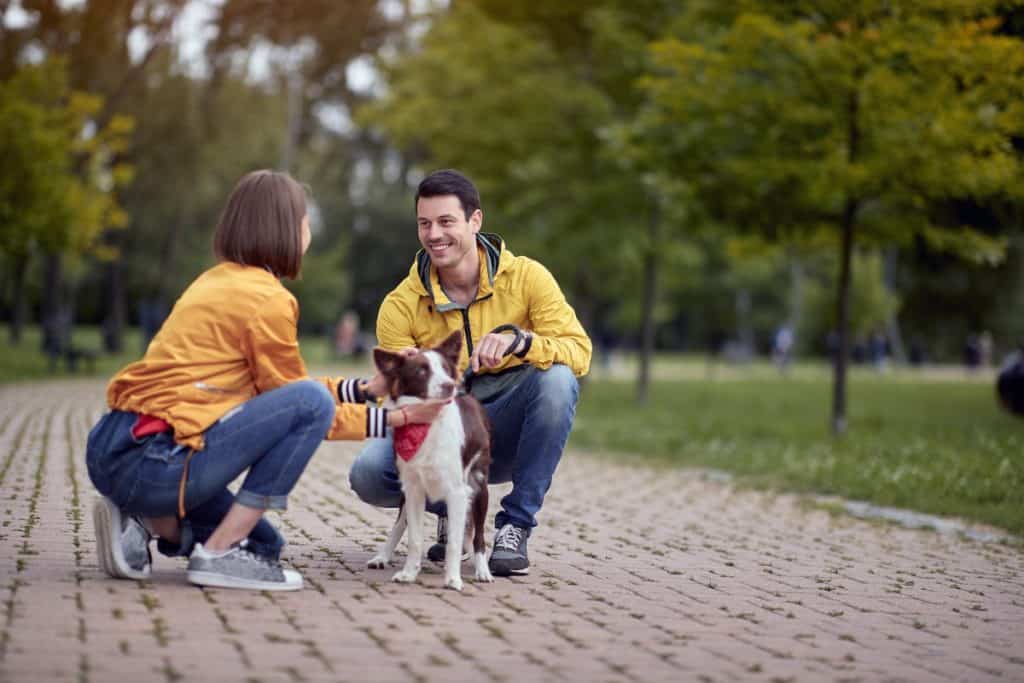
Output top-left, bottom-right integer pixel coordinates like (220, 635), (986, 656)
(86, 170), (445, 591)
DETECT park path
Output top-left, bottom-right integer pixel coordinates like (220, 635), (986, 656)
(0, 379), (1022, 683)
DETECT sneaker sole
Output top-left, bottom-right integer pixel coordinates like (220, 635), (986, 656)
(93, 498), (150, 580)
(489, 566), (529, 577)
(187, 570), (303, 592)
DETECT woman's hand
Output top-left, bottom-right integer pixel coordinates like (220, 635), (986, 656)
(363, 373), (388, 399)
(387, 398), (452, 427)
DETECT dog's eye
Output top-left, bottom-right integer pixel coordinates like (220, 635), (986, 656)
(417, 367), (427, 376)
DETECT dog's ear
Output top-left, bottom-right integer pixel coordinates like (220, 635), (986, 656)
(435, 330), (463, 366)
(373, 348), (404, 375)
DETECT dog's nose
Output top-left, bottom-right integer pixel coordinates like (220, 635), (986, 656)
(439, 381), (455, 397)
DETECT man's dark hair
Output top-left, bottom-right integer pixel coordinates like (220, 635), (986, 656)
(214, 170), (308, 280)
(415, 169), (481, 220)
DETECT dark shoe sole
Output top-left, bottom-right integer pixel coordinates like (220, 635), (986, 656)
(489, 564), (530, 577)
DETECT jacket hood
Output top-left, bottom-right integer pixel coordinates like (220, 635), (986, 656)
(409, 232), (507, 308)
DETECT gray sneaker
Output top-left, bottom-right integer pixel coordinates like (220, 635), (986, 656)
(427, 515), (471, 563)
(93, 496), (152, 580)
(187, 542), (302, 591)
(489, 524), (530, 576)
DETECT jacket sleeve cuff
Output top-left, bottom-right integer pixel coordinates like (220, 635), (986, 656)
(338, 378), (368, 403)
(366, 407), (388, 438)
(513, 331), (533, 359)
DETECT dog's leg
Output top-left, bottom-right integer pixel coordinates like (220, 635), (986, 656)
(444, 488), (467, 591)
(471, 481), (493, 583)
(368, 500), (407, 569)
(392, 486), (425, 584)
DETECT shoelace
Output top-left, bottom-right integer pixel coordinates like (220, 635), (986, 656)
(234, 541), (281, 569)
(494, 525), (524, 551)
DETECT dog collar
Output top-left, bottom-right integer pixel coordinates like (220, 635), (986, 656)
(394, 424), (430, 462)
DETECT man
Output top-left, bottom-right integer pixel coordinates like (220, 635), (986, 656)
(349, 169), (591, 576)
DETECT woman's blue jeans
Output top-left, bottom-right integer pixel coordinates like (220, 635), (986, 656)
(348, 364), (579, 530)
(86, 380), (336, 559)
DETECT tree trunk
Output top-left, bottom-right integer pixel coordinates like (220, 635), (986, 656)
(735, 288), (753, 359)
(280, 70), (302, 172)
(41, 251), (64, 354)
(103, 259), (125, 353)
(788, 254), (804, 343)
(636, 200), (660, 404)
(8, 255), (28, 345)
(832, 87), (861, 436)
(831, 201), (857, 436)
(883, 248), (906, 364)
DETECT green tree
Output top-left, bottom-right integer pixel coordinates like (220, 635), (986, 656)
(360, 0), (683, 400)
(633, 0), (1024, 432)
(0, 60), (131, 343)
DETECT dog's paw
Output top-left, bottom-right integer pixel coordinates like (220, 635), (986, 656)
(444, 575), (464, 592)
(473, 554), (493, 582)
(367, 555), (391, 569)
(391, 569), (419, 584)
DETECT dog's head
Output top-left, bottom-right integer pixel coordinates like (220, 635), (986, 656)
(373, 331), (463, 402)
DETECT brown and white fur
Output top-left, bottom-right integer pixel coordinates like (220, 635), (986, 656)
(367, 331), (493, 590)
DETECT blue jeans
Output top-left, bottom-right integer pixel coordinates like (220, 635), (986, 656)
(86, 380), (335, 559)
(349, 364), (579, 530)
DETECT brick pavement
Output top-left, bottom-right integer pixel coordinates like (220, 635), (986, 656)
(0, 379), (1022, 683)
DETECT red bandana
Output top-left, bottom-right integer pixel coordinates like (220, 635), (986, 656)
(394, 424), (431, 462)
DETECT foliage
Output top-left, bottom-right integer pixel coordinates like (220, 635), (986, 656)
(801, 250), (901, 350)
(628, 0), (1024, 427)
(359, 2), (683, 317)
(0, 59), (132, 262)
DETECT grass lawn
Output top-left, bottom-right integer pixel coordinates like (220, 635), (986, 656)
(0, 326), (346, 384)
(3, 329), (1019, 536)
(573, 368), (1024, 536)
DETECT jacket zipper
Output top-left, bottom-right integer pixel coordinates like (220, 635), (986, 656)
(460, 309), (475, 357)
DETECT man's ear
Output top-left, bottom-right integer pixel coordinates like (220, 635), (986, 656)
(435, 330), (463, 366)
(373, 348), (404, 375)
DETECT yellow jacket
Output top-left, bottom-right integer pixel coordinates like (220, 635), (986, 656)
(377, 233), (592, 376)
(107, 262), (380, 451)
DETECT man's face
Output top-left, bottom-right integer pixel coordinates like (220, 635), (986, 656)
(417, 195), (481, 272)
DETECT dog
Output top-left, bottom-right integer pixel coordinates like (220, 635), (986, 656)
(366, 330), (493, 590)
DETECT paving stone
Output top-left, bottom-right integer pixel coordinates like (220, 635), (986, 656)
(0, 378), (1022, 682)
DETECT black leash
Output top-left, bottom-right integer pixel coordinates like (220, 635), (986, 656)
(460, 324), (526, 395)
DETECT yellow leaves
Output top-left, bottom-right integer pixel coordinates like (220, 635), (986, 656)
(0, 59), (135, 259)
(68, 92), (102, 119)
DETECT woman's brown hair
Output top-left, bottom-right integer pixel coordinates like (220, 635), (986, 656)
(213, 170), (307, 279)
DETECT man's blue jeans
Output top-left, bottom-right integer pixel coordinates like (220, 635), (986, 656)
(349, 364), (579, 530)
(86, 380), (335, 559)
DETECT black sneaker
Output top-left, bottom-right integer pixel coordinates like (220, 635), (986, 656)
(489, 523), (529, 576)
(427, 515), (470, 563)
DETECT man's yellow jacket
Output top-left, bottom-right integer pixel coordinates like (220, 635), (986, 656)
(376, 233), (592, 377)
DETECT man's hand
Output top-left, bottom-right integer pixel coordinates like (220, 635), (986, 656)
(469, 332), (519, 373)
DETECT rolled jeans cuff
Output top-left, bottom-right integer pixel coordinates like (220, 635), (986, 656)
(235, 489), (288, 511)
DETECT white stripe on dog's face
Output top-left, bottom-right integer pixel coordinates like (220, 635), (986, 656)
(423, 350), (457, 400)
